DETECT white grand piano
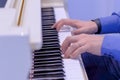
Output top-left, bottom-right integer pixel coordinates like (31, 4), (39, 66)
(0, 0), (88, 80)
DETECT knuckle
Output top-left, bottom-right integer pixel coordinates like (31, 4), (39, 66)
(70, 44), (76, 48)
(80, 33), (87, 37)
(66, 36), (72, 41)
(61, 19), (66, 22)
(86, 43), (91, 50)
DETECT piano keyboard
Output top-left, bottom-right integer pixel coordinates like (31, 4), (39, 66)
(30, 6), (88, 80)
(30, 7), (65, 80)
(0, 0), (7, 7)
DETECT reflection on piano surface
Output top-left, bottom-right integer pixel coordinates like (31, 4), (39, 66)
(0, 0), (88, 80)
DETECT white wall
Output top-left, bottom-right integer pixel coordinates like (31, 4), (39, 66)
(66, 0), (120, 20)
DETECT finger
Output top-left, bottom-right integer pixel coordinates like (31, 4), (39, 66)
(52, 22), (58, 28)
(52, 19), (77, 31)
(52, 20), (62, 30)
(70, 45), (88, 58)
(61, 36), (77, 53)
(64, 42), (85, 58)
(56, 21), (66, 31)
(72, 28), (87, 35)
(61, 34), (87, 53)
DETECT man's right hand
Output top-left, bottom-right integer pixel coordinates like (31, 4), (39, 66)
(52, 19), (98, 35)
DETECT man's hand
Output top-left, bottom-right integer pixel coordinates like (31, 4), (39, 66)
(62, 34), (104, 58)
(52, 19), (98, 35)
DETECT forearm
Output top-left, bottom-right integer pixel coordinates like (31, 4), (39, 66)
(93, 12), (120, 34)
(101, 34), (120, 61)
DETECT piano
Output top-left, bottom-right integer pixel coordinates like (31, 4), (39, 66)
(0, 0), (88, 80)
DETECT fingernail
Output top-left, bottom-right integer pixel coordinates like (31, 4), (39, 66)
(51, 26), (54, 28)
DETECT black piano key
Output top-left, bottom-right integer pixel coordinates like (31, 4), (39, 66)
(43, 19), (55, 22)
(42, 12), (54, 17)
(34, 55), (62, 61)
(42, 25), (54, 27)
(34, 63), (63, 68)
(43, 34), (58, 38)
(43, 39), (59, 42)
(43, 40), (58, 45)
(34, 49), (62, 55)
(34, 54), (62, 59)
(34, 49), (60, 53)
(43, 30), (58, 34)
(43, 39), (59, 43)
(34, 53), (62, 57)
(42, 27), (56, 30)
(34, 55), (61, 59)
(43, 41), (59, 45)
(42, 26), (57, 29)
(41, 46), (60, 50)
(33, 68), (65, 73)
(42, 30), (57, 33)
(31, 7), (65, 80)
(42, 25), (53, 28)
(33, 74), (65, 80)
(34, 61), (63, 66)
(34, 69), (64, 73)
(43, 36), (59, 39)
(42, 22), (55, 26)
(34, 56), (62, 61)
(41, 7), (54, 12)
(33, 73), (65, 77)
(33, 77), (64, 80)
(42, 29), (56, 32)
(34, 49), (61, 55)
(38, 48), (60, 52)
(42, 44), (60, 48)
(34, 57), (62, 62)
(34, 69), (64, 74)
(42, 16), (55, 20)
(33, 57), (62, 62)
(43, 30), (57, 34)
(0, 0), (7, 7)
(34, 59), (62, 64)
(33, 64), (64, 69)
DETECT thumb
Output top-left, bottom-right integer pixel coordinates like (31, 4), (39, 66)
(72, 29), (83, 35)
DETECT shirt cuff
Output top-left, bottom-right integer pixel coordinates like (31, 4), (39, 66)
(91, 19), (101, 34)
(101, 34), (120, 61)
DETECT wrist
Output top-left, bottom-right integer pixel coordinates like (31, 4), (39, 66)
(88, 21), (98, 34)
(91, 19), (101, 34)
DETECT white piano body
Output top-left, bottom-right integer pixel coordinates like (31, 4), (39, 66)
(0, 0), (88, 80)
(0, 0), (41, 80)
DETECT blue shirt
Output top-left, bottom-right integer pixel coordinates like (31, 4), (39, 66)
(99, 12), (120, 61)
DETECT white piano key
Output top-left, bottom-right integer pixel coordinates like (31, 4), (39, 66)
(42, 0), (64, 8)
(55, 7), (88, 80)
(54, 7), (73, 32)
(58, 31), (88, 80)
(63, 59), (87, 80)
(58, 31), (71, 45)
(54, 7), (68, 22)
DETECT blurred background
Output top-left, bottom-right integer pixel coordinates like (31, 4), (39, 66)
(65, 0), (120, 20)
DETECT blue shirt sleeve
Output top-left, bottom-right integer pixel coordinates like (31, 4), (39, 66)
(99, 12), (120, 34)
(101, 34), (120, 61)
